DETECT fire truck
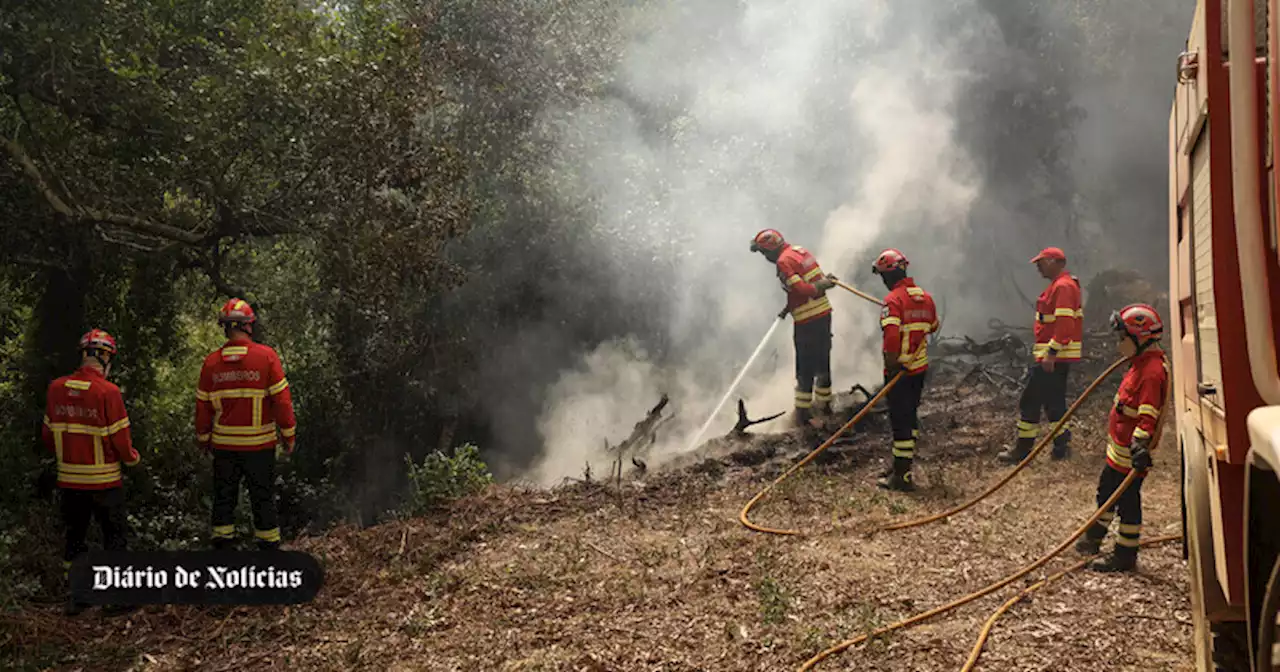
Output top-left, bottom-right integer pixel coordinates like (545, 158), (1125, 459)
(1170, 1), (1280, 669)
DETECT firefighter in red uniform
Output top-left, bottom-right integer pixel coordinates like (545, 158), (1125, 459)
(871, 250), (939, 491)
(751, 229), (837, 428)
(1075, 304), (1167, 572)
(196, 299), (297, 551)
(42, 329), (141, 616)
(997, 247), (1083, 463)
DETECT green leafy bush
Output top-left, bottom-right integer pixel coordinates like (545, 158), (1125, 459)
(399, 444), (493, 517)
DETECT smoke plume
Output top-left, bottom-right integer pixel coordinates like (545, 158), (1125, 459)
(492, 0), (1194, 484)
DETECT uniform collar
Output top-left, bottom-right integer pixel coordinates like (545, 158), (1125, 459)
(1053, 269), (1072, 282)
(224, 334), (253, 347)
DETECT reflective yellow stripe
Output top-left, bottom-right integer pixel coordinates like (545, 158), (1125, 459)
(892, 440), (915, 458)
(1037, 313), (1056, 323)
(58, 470), (123, 485)
(196, 433), (212, 442)
(785, 275), (803, 286)
(1117, 523), (1142, 535)
(196, 389), (211, 401)
(105, 418), (130, 435)
(254, 528), (282, 542)
(902, 323), (933, 332)
(905, 287), (924, 296)
(212, 432), (278, 446)
(43, 415), (52, 428)
(1053, 307), (1077, 318)
(64, 380), (92, 391)
(280, 426), (296, 438)
(802, 267), (823, 281)
(1017, 421), (1039, 439)
(213, 422), (277, 435)
(1132, 427), (1151, 440)
(93, 435), (104, 466)
(267, 378), (289, 396)
(792, 296), (831, 321)
(1138, 404), (1160, 418)
(222, 346), (249, 357)
(893, 440), (915, 448)
(212, 525), (236, 538)
(58, 462), (123, 475)
(881, 316), (902, 327)
(46, 422), (111, 436)
(1050, 424), (1070, 439)
(1115, 535), (1141, 548)
(208, 388), (266, 400)
(1107, 441), (1134, 467)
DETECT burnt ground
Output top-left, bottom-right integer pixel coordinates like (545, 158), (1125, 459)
(1, 357), (1192, 672)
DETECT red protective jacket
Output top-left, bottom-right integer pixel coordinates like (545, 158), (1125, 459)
(1033, 271), (1083, 362)
(42, 366), (139, 489)
(196, 337), (297, 452)
(1106, 350), (1169, 473)
(776, 244), (832, 324)
(880, 278), (939, 375)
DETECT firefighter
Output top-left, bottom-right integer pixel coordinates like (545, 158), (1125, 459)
(42, 329), (141, 616)
(871, 250), (939, 491)
(1075, 303), (1167, 572)
(997, 247), (1083, 463)
(196, 298), (297, 551)
(751, 229), (837, 428)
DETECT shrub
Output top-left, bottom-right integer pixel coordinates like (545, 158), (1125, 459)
(399, 443), (493, 516)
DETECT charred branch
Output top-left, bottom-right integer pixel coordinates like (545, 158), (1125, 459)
(731, 398), (785, 435)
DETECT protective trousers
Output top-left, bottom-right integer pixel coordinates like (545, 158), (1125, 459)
(1083, 463), (1145, 552)
(794, 314), (833, 419)
(211, 449), (281, 550)
(62, 486), (128, 571)
(887, 372), (927, 462)
(1016, 363), (1072, 449)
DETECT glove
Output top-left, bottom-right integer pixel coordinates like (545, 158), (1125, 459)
(1129, 436), (1153, 471)
(196, 438), (210, 455)
(777, 306), (790, 319)
(883, 352), (904, 375)
(815, 276), (836, 292)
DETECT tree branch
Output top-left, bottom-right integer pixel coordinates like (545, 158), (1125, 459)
(1, 135), (207, 245)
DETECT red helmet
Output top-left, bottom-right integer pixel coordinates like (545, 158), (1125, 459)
(872, 248), (909, 274)
(750, 229), (786, 253)
(1111, 303), (1163, 346)
(79, 329), (118, 355)
(218, 298), (257, 331)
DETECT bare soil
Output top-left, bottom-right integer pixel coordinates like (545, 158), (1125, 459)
(1, 365), (1192, 672)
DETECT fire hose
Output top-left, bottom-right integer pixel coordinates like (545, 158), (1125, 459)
(738, 372), (904, 536)
(797, 362), (1172, 671)
(880, 357), (1128, 532)
(959, 533), (1181, 671)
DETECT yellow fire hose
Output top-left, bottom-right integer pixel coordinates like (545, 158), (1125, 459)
(832, 279), (885, 306)
(798, 468), (1142, 670)
(799, 365), (1172, 671)
(739, 372), (905, 536)
(880, 357), (1129, 532)
(959, 533), (1181, 672)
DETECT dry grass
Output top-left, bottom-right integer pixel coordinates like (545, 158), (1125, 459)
(0, 365), (1193, 671)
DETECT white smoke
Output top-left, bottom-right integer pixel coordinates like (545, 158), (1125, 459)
(526, 0), (988, 486)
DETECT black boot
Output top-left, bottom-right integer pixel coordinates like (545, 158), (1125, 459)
(996, 437), (1036, 465)
(1090, 545), (1137, 573)
(795, 407), (812, 429)
(256, 539), (281, 552)
(1074, 524), (1106, 555)
(212, 536), (235, 551)
(876, 458), (915, 492)
(1051, 429), (1072, 460)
